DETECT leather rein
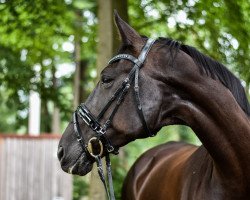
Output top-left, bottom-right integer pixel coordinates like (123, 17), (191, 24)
(73, 38), (156, 200)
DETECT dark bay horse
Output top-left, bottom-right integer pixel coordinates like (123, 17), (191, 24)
(58, 13), (250, 200)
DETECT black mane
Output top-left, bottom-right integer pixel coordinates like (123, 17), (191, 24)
(157, 37), (250, 116)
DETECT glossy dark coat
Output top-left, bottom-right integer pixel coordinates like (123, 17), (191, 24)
(58, 13), (250, 200)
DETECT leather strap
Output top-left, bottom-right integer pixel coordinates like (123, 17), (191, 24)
(95, 155), (116, 200)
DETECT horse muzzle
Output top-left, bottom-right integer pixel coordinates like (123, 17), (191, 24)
(57, 144), (94, 176)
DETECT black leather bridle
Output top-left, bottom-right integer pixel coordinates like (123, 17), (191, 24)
(73, 38), (156, 200)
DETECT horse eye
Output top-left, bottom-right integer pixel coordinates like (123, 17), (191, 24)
(101, 76), (113, 84)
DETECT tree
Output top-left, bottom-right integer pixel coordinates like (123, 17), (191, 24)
(88, 1), (128, 199)
(0, 0), (73, 133)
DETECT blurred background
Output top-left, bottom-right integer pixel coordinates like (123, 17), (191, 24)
(0, 0), (249, 199)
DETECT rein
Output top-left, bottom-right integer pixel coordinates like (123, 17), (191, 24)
(73, 38), (156, 200)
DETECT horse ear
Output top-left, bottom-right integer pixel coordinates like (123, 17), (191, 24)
(114, 11), (143, 48)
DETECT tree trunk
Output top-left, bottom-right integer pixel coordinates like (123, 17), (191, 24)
(96, 0), (128, 77)
(246, 83), (250, 104)
(73, 10), (82, 110)
(73, 35), (81, 109)
(28, 90), (41, 135)
(40, 63), (51, 133)
(52, 64), (61, 134)
(79, 60), (88, 103)
(89, 1), (128, 199)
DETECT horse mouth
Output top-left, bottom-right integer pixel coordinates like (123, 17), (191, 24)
(65, 152), (94, 176)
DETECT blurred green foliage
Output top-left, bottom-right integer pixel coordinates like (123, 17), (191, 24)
(0, 0), (249, 199)
(73, 176), (89, 200)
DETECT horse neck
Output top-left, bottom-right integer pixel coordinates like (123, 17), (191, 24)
(158, 57), (250, 188)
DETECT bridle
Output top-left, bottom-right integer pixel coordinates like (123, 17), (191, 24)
(73, 38), (156, 200)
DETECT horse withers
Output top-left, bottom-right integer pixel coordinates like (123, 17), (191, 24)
(58, 12), (250, 200)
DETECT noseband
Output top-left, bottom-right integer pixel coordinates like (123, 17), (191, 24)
(73, 38), (156, 200)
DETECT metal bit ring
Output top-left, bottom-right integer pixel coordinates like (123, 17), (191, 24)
(87, 137), (104, 158)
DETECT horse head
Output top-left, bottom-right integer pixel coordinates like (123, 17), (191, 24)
(57, 13), (190, 176)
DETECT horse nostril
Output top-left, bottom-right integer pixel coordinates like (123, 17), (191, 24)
(57, 146), (64, 161)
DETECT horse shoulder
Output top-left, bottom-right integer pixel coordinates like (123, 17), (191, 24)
(122, 141), (197, 200)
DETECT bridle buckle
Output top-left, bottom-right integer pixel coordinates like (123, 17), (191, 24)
(97, 128), (106, 135)
(107, 145), (114, 153)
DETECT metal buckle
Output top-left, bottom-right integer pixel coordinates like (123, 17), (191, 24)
(87, 137), (104, 158)
(107, 145), (114, 153)
(97, 128), (106, 135)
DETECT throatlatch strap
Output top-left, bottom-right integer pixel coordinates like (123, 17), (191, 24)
(134, 67), (154, 137)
